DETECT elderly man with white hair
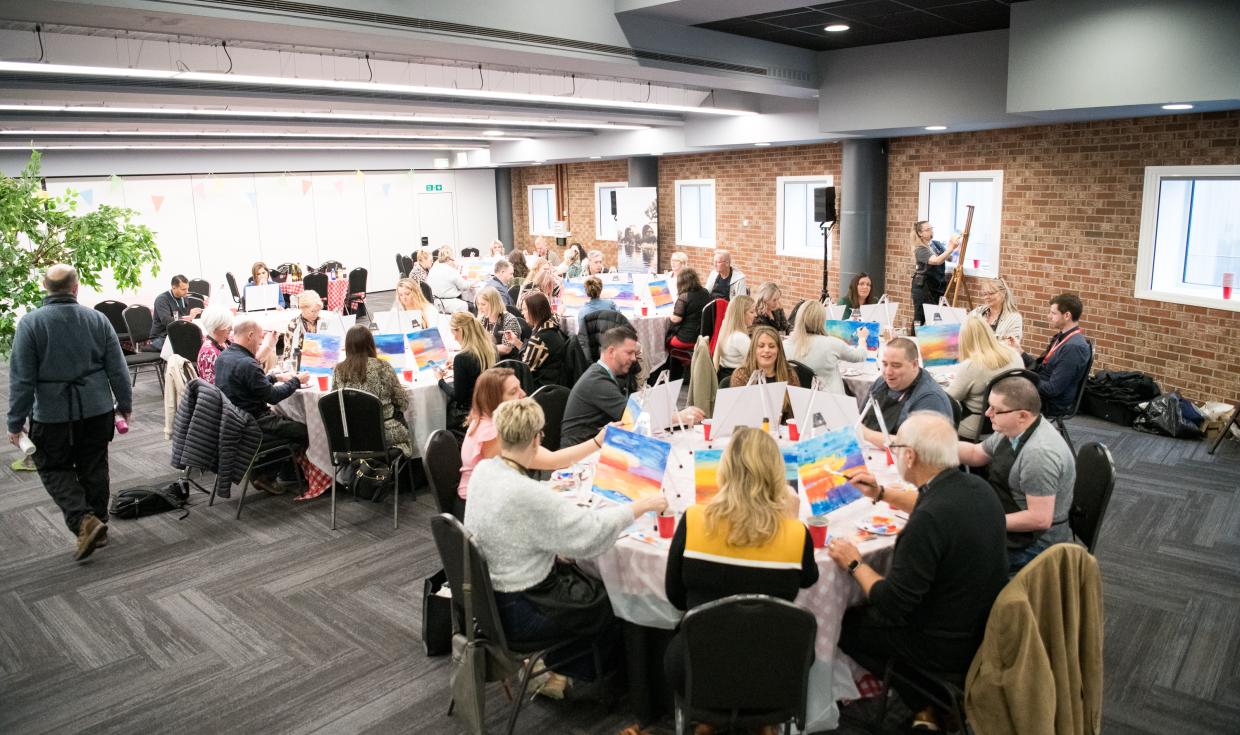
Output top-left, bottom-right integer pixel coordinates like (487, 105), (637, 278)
(827, 412), (1008, 731)
(704, 248), (748, 300)
(214, 314), (310, 493)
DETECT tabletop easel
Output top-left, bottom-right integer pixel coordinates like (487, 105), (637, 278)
(943, 204), (975, 309)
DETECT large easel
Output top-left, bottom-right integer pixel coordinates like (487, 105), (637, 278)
(943, 204), (975, 309)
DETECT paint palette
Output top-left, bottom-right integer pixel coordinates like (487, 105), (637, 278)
(857, 515), (903, 536)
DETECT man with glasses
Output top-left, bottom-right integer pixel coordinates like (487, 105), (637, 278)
(958, 375), (1075, 573)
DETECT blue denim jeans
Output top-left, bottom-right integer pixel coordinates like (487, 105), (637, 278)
(493, 588), (620, 681)
(1008, 536), (1051, 576)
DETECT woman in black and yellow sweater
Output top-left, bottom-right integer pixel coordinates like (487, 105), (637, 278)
(663, 427), (819, 710)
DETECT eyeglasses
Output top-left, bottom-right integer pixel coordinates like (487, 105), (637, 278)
(986, 406), (1022, 416)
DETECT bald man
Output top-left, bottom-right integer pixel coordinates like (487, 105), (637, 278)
(8, 265), (132, 561)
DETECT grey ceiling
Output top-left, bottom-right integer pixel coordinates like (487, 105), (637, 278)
(699, 0), (1026, 51)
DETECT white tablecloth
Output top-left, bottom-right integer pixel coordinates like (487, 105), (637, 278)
(578, 427), (905, 732)
(274, 377), (446, 471)
(561, 312), (671, 370)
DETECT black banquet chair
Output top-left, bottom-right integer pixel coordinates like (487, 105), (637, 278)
(317, 388), (407, 530)
(94, 300), (130, 347)
(530, 384), (571, 452)
(1045, 339), (1095, 452)
(344, 267), (368, 317)
(302, 272), (330, 310)
(166, 320), (203, 364)
(787, 360), (816, 391)
(225, 272), (242, 305)
(120, 304), (165, 390)
(674, 594), (816, 734)
(1069, 441), (1116, 554)
(423, 429), (463, 520)
(187, 278), (211, 299)
(494, 359), (534, 395)
(418, 280), (434, 303)
(431, 514), (606, 735)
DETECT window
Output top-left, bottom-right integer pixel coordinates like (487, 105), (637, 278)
(527, 184), (555, 236)
(675, 179), (716, 247)
(594, 182), (627, 241)
(776, 175), (834, 259)
(1136, 165), (1240, 312)
(917, 170), (1004, 279)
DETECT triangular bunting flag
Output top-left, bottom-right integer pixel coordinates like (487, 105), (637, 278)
(151, 194), (165, 213)
(354, 169), (365, 179)
(109, 174), (123, 191)
(302, 179), (313, 194)
(81, 189), (94, 207)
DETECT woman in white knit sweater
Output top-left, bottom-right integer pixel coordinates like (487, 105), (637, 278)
(947, 315), (1025, 440)
(968, 277), (1024, 348)
(785, 300), (868, 395)
(465, 399), (666, 692)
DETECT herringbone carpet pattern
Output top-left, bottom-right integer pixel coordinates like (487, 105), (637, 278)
(2, 307), (1237, 733)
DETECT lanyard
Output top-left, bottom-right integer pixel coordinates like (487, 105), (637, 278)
(1043, 326), (1082, 363)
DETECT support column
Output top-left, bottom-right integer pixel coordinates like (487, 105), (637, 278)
(494, 168), (513, 251)
(628, 156), (658, 188)
(840, 139), (888, 300)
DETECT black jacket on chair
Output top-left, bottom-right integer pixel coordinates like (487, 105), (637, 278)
(577, 309), (631, 362)
(170, 378), (262, 496)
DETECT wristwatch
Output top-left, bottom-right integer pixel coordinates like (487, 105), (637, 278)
(847, 559), (860, 576)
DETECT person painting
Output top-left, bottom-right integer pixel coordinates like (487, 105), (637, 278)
(910, 221), (959, 324)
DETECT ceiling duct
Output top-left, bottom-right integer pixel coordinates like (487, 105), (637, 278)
(194, 0), (770, 76)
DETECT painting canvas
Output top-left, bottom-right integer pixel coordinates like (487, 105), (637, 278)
(825, 319), (880, 352)
(300, 333), (341, 376)
(591, 426), (671, 504)
(405, 327), (449, 374)
(693, 448), (722, 505)
(621, 395), (643, 430)
(560, 280), (590, 311)
(647, 279), (674, 313)
(915, 323), (961, 367)
(373, 332), (407, 373)
(459, 257), (497, 282)
(797, 426), (866, 516)
(784, 448), (800, 491)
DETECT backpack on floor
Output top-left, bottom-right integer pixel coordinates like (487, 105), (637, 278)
(110, 481), (190, 520)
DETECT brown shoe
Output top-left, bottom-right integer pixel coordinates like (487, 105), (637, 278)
(74, 515), (105, 561)
(95, 526), (108, 549)
(910, 706), (942, 732)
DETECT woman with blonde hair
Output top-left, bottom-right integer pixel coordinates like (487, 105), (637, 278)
(968, 277), (1024, 347)
(753, 282), (790, 335)
(910, 221), (959, 324)
(729, 325), (800, 421)
(947, 315), (1025, 440)
(663, 427), (817, 700)
(391, 277), (439, 330)
(427, 248), (472, 313)
(435, 312), (497, 436)
(786, 300), (869, 395)
(476, 286), (521, 357)
(410, 247), (433, 284)
(284, 290), (323, 355)
(712, 294), (755, 373)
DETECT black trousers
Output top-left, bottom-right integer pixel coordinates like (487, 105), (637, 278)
(838, 606), (975, 712)
(30, 411), (115, 535)
(256, 412), (309, 480)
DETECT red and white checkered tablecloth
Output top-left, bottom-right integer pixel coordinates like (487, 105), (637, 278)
(280, 279), (351, 312)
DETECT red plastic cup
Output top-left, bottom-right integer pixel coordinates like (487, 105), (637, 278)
(317, 375), (329, 391)
(1224, 273), (1234, 300)
(641, 305), (649, 316)
(787, 419), (799, 441)
(808, 517), (829, 548)
(657, 513), (675, 539)
(702, 419), (713, 441)
(403, 369), (414, 382)
(972, 259), (979, 269)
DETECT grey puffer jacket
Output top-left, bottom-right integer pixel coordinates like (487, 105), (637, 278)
(170, 378), (262, 496)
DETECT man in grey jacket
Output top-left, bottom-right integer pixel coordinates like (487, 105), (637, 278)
(7, 265), (132, 561)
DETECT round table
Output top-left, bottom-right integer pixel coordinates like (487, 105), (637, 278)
(280, 279), (350, 312)
(576, 426), (906, 732)
(561, 312), (671, 370)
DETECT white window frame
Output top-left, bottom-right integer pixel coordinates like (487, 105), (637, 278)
(776, 175), (834, 259)
(917, 170), (1004, 279)
(675, 178), (716, 248)
(527, 184), (556, 236)
(1135, 164), (1240, 313)
(594, 181), (627, 241)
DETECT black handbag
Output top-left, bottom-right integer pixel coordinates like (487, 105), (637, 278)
(422, 569), (453, 656)
(519, 560), (614, 638)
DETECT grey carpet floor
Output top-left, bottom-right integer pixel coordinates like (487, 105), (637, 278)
(2, 300), (1238, 734)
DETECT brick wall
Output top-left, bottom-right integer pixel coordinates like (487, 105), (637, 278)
(509, 159), (629, 256)
(885, 112), (1240, 402)
(509, 111), (1240, 401)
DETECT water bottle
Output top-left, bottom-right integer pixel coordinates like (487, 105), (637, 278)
(635, 412), (652, 437)
(16, 432), (36, 456)
(115, 414), (129, 434)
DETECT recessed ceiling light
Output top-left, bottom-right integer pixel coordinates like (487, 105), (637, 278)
(589, 156), (601, 159)
(0, 61), (758, 117)
(824, 24), (850, 32)
(925, 125), (948, 131)
(1161, 103), (1194, 110)
(0, 129), (529, 142)
(754, 142), (771, 147)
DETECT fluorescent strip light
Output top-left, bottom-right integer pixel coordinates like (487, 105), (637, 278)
(924, 125), (947, 131)
(0, 104), (649, 131)
(824, 24), (850, 32)
(1161, 103), (1194, 110)
(0, 129), (529, 142)
(0, 61), (754, 116)
(0, 143), (483, 151)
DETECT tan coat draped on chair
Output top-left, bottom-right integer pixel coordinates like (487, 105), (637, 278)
(965, 543), (1104, 735)
(689, 335), (717, 417)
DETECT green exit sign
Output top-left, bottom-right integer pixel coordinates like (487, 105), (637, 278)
(425, 184), (444, 191)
